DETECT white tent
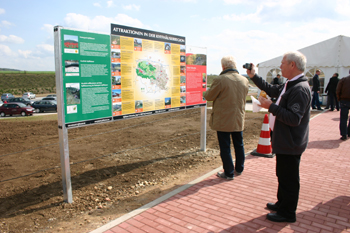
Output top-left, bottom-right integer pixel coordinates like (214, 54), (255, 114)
(257, 35), (350, 95)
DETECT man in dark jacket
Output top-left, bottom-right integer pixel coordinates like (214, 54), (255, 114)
(336, 70), (350, 141)
(311, 69), (322, 110)
(246, 51), (311, 223)
(325, 73), (339, 111)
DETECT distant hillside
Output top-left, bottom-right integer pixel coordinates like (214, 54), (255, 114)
(0, 68), (22, 72)
(0, 72), (56, 95)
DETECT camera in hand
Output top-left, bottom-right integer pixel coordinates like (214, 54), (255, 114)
(243, 63), (252, 70)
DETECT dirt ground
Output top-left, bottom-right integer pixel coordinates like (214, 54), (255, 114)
(0, 107), (317, 233)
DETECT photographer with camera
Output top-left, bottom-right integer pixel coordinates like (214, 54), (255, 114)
(204, 56), (249, 180)
(245, 51), (311, 223)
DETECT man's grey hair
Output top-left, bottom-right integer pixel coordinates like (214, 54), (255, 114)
(221, 56), (237, 69)
(283, 51), (307, 72)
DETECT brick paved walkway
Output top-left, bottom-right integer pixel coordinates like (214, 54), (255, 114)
(93, 110), (350, 233)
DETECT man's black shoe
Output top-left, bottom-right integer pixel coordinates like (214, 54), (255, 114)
(340, 135), (348, 141)
(317, 108), (323, 111)
(267, 213), (296, 223)
(266, 203), (279, 211)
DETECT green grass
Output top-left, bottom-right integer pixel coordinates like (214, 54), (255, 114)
(0, 72), (56, 95)
(0, 71), (55, 74)
(0, 114), (58, 122)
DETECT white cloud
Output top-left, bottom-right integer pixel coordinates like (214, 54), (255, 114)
(0, 8), (5, 15)
(335, 0), (350, 15)
(1, 20), (13, 27)
(0, 44), (12, 56)
(41, 24), (54, 34)
(222, 6), (262, 23)
(107, 0), (115, 8)
(18, 50), (32, 59)
(93, 2), (102, 7)
(37, 44), (54, 54)
(0, 34), (24, 44)
(64, 13), (145, 32)
(122, 4), (140, 11)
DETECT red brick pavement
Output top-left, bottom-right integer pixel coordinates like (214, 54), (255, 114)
(95, 111), (350, 233)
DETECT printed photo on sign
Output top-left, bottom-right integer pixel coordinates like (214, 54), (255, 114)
(134, 39), (142, 51)
(111, 35), (120, 49)
(64, 34), (79, 54)
(65, 60), (79, 74)
(135, 100), (143, 112)
(111, 49), (121, 62)
(66, 83), (80, 105)
(164, 43), (171, 54)
(67, 105), (78, 114)
(112, 76), (121, 85)
(165, 97), (171, 108)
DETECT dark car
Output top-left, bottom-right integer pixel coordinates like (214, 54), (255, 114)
(41, 97), (56, 101)
(7, 97), (34, 106)
(1, 93), (15, 101)
(46, 94), (57, 98)
(31, 100), (57, 113)
(0, 102), (35, 117)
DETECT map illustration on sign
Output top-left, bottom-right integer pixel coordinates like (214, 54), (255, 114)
(136, 58), (169, 94)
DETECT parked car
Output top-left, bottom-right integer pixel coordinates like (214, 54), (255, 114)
(42, 97), (56, 101)
(7, 97), (34, 106)
(46, 94), (57, 98)
(23, 92), (36, 99)
(1, 93), (15, 101)
(0, 102), (35, 117)
(31, 100), (57, 113)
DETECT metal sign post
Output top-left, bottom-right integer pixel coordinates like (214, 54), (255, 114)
(200, 105), (207, 151)
(54, 26), (73, 203)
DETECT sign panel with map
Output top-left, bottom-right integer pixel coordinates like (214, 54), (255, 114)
(57, 26), (206, 128)
(110, 24), (199, 120)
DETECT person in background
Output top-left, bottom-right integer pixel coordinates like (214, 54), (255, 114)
(246, 51), (311, 223)
(204, 56), (249, 180)
(271, 74), (282, 102)
(336, 70), (350, 141)
(311, 69), (323, 110)
(325, 73), (339, 111)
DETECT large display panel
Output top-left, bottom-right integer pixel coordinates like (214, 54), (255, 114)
(57, 26), (206, 128)
(60, 29), (112, 126)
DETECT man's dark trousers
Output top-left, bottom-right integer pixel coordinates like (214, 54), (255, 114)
(339, 100), (350, 137)
(217, 131), (245, 177)
(275, 154), (301, 219)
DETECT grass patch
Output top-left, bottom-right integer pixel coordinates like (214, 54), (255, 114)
(0, 114), (58, 122)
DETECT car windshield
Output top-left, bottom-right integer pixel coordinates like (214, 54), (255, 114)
(17, 103), (27, 107)
(23, 97), (30, 101)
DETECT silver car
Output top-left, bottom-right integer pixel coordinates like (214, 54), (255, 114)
(23, 92), (36, 99)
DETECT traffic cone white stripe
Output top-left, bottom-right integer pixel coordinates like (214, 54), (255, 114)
(261, 123), (269, 131)
(258, 137), (271, 146)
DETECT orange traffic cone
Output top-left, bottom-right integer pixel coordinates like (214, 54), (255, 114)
(251, 114), (274, 158)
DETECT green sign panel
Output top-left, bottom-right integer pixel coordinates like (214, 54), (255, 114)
(60, 29), (112, 125)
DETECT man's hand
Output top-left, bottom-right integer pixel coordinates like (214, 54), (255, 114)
(246, 63), (256, 78)
(258, 96), (273, 109)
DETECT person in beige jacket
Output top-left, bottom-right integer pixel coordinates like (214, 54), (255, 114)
(204, 56), (249, 180)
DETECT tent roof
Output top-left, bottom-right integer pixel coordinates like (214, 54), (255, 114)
(258, 35), (350, 68)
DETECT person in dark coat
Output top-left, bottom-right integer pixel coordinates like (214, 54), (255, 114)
(336, 70), (350, 141)
(311, 69), (322, 110)
(247, 51), (311, 223)
(325, 73), (339, 111)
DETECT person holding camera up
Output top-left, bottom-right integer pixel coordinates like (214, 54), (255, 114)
(204, 56), (249, 180)
(246, 51), (311, 223)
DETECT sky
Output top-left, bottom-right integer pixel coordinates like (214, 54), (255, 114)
(1, 0), (350, 75)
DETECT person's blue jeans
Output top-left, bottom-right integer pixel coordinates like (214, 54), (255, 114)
(217, 131), (245, 178)
(339, 100), (350, 137)
(312, 92), (321, 109)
